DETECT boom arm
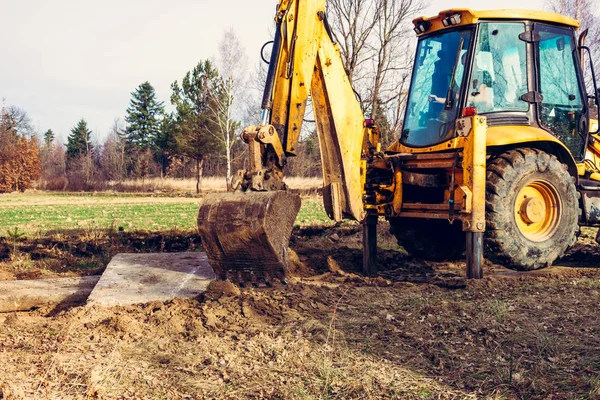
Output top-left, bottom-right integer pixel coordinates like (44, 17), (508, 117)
(235, 0), (367, 221)
(198, 0), (371, 284)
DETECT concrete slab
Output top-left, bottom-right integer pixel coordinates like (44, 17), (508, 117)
(87, 252), (216, 307)
(0, 276), (100, 313)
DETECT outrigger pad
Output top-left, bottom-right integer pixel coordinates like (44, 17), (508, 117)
(197, 191), (301, 285)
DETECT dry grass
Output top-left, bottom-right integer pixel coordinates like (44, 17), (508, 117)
(0, 286), (475, 399)
(284, 176), (324, 191)
(107, 177), (226, 193)
(94, 176), (323, 194)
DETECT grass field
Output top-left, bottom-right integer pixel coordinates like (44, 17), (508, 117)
(0, 192), (332, 237)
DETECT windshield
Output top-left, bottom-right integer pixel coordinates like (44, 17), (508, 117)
(401, 29), (472, 147)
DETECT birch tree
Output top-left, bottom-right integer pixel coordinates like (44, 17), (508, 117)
(212, 28), (247, 189)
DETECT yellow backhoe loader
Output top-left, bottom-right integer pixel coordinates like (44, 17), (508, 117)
(198, 1), (600, 284)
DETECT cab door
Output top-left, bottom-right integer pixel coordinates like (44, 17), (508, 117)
(535, 23), (588, 160)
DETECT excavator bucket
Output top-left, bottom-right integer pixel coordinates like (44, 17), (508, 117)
(197, 191), (301, 285)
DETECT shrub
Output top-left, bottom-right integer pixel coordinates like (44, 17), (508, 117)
(0, 136), (41, 192)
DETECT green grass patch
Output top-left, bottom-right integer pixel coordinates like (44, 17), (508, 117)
(0, 200), (201, 235)
(295, 197), (332, 226)
(0, 192), (330, 236)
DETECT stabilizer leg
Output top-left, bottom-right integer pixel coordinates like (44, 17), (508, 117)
(362, 214), (378, 276)
(466, 231), (483, 279)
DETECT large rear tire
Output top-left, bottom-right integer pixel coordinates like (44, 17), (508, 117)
(389, 218), (465, 260)
(485, 148), (579, 270)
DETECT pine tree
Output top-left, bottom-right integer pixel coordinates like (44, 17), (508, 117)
(125, 81), (164, 150)
(171, 60), (225, 193)
(154, 114), (178, 177)
(43, 129), (55, 148)
(66, 119), (92, 162)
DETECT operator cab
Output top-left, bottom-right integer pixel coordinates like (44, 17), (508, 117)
(401, 9), (592, 162)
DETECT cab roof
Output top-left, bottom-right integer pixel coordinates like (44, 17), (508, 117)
(413, 9), (579, 36)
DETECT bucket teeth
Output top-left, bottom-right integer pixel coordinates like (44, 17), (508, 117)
(197, 191), (301, 285)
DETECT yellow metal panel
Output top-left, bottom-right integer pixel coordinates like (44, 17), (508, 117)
(588, 134), (600, 157)
(386, 136), (466, 153)
(270, 6), (294, 141)
(413, 8), (579, 36)
(287, 0), (324, 152)
(590, 172), (600, 182)
(270, 0), (327, 153)
(310, 18), (366, 222)
(585, 133), (600, 173)
(389, 125), (572, 156)
(486, 125), (566, 147)
(591, 119), (599, 133)
(392, 167), (402, 215)
(470, 9), (578, 27)
(577, 163), (586, 176)
(461, 116), (487, 233)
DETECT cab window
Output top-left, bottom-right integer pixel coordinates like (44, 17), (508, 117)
(468, 22), (529, 113)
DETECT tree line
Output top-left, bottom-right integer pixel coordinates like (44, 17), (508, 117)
(37, 27), (326, 193)
(35, 0), (429, 194)
(33, 29), (259, 193)
(1, 0), (597, 194)
(39, 0), (435, 194)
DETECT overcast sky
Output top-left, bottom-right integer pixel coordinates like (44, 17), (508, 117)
(0, 0), (569, 142)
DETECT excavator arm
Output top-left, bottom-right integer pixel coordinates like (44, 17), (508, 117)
(198, 0), (370, 284)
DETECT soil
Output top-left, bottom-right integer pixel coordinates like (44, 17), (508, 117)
(1, 223), (600, 399)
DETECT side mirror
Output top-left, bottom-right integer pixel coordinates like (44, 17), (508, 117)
(579, 29), (589, 64)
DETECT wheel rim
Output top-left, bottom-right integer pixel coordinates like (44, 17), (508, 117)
(514, 179), (561, 242)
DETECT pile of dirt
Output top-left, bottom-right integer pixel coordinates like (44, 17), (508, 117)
(0, 278), (470, 399)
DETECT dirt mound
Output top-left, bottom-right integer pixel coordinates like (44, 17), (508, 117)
(204, 280), (241, 299)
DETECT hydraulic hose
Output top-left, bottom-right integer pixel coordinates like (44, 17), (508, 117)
(261, 17), (284, 120)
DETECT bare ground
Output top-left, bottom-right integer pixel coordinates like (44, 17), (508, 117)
(1, 223), (600, 399)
